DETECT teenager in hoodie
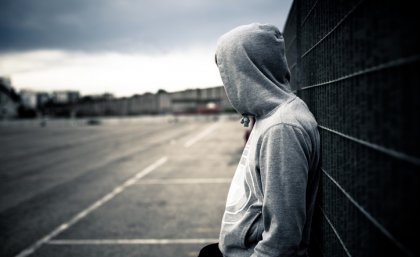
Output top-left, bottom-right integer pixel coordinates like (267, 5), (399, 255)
(198, 23), (321, 257)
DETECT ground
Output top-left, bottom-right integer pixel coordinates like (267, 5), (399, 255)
(0, 115), (244, 257)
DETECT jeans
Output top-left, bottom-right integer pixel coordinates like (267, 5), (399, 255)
(198, 243), (223, 257)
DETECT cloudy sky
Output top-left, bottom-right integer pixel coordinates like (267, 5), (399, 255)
(0, 0), (293, 97)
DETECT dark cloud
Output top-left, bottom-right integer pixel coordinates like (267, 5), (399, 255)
(0, 0), (293, 53)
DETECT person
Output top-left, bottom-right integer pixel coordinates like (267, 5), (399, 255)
(199, 23), (321, 257)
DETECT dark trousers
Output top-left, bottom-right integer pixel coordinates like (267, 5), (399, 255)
(198, 243), (223, 257)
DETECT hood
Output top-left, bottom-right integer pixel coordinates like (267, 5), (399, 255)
(215, 23), (293, 118)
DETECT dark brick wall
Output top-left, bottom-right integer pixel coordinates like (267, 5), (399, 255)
(283, 1), (420, 256)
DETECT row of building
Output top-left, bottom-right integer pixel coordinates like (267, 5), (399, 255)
(0, 77), (234, 119)
(52, 86), (233, 117)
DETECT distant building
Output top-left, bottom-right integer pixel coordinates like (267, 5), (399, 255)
(46, 86), (233, 117)
(0, 77), (19, 118)
(101, 93), (114, 101)
(20, 90), (37, 109)
(170, 86), (232, 114)
(0, 77), (12, 88)
(157, 90), (171, 114)
(81, 93), (114, 102)
(36, 92), (50, 109)
(52, 90), (80, 104)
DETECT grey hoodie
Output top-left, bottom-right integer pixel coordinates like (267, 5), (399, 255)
(216, 23), (321, 257)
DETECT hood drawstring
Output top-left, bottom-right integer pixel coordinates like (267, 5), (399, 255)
(240, 114), (250, 127)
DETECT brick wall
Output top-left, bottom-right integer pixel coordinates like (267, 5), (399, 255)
(283, 1), (420, 256)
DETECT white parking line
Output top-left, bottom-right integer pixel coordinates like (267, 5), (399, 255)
(15, 157), (168, 257)
(184, 123), (219, 148)
(47, 238), (219, 245)
(136, 178), (231, 185)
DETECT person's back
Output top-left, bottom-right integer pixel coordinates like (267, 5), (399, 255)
(218, 96), (320, 257)
(198, 23), (321, 257)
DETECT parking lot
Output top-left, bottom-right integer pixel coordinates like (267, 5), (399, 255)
(0, 116), (244, 257)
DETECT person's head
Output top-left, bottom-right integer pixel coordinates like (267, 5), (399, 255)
(215, 23), (292, 117)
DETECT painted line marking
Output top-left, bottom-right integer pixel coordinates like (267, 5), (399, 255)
(184, 123), (219, 148)
(188, 251), (200, 257)
(47, 238), (219, 245)
(136, 178), (231, 185)
(15, 157), (168, 257)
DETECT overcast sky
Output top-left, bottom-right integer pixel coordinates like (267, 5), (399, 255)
(0, 0), (293, 96)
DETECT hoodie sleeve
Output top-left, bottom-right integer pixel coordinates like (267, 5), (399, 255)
(252, 123), (311, 257)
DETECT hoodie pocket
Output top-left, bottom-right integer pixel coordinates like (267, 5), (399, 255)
(241, 210), (263, 248)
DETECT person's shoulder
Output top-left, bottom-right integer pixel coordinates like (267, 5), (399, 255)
(274, 96), (318, 131)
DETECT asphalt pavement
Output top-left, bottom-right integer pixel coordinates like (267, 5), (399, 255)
(0, 115), (244, 257)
